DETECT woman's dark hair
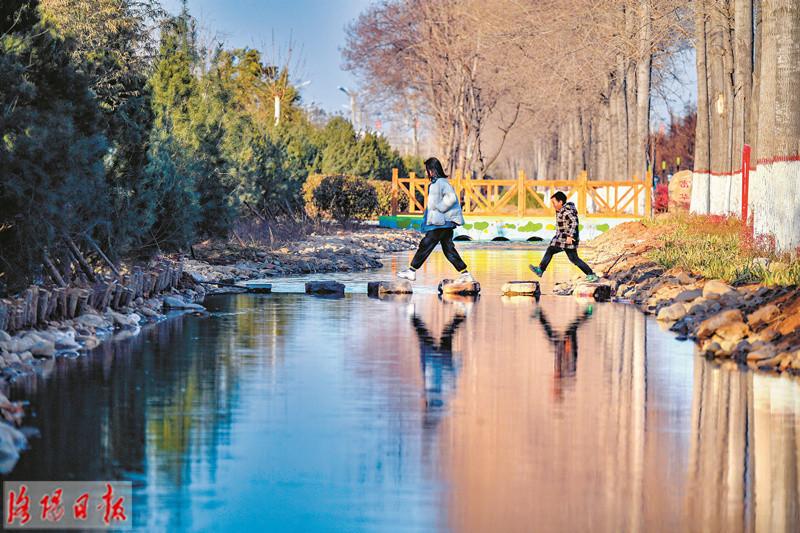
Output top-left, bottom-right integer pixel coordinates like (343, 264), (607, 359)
(424, 157), (447, 178)
(551, 191), (568, 203)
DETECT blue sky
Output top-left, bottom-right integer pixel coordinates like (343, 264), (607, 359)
(160, 0), (696, 147)
(163, 0), (373, 113)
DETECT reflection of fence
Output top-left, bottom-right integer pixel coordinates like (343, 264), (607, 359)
(390, 169), (653, 218)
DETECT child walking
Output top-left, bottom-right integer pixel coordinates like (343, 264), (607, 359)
(397, 158), (475, 282)
(529, 191), (599, 282)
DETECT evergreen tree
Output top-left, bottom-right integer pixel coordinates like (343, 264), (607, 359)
(144, 6), (205, 248)
(0, 0), (110, 291)
(317, 117), (360, 175)
(315, 117), (404, 179)
(352, 132), (405, 180)
(40, 0), (163, 255)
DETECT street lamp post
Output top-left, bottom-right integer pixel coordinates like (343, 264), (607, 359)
(274, 80), (311, 126)
(338, 86), (357, 131)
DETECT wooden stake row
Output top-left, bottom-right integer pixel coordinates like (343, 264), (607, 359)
(0, 262), (183, 333)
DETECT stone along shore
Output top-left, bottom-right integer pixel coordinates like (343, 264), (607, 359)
(554, 221), (800, 375)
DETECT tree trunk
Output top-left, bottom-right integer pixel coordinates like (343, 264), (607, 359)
(751, 0), (800, 252)
(747, 0), (763, 162)
(707, 0), (733, 213)
(731, 0), (755, 216)
(692, 0), (712, 214)
(635, 0), (653, 182)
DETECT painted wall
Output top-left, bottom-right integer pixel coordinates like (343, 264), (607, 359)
(379, 215), (632, 242)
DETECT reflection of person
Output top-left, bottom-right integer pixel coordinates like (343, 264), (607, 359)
(534, 305), (592, 400)
(397, 157), (475, 283)
(411, 309), (466, 428)
(529, 191), (598, 282)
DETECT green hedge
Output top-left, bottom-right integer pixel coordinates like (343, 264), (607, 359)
(311, 175), (379, 228)
(303, 174), (408, 220)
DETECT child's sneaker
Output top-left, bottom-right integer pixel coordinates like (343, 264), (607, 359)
(529, 265), (543, 277)
(585, 274), (600, 283)
(397, 269), (416, 281)
(456, 271), (476, 283)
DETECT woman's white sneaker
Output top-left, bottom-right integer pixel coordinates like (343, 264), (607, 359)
(397, 269), (416, 281)
(456, 271), (476, 283)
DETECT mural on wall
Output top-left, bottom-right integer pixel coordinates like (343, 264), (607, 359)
(379, 216), (622, 242)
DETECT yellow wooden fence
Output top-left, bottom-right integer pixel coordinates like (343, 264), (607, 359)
(390, 169), (653, 218)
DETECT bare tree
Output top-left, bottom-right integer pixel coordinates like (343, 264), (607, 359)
(345, 0), (688, 182)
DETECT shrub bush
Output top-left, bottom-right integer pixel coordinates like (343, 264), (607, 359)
(312, 175), (379, 227)
(368, 179), (409, 215)
(302, 173), (326, 218)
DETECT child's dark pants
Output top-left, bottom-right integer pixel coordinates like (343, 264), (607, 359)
(539, 245), (594, 275)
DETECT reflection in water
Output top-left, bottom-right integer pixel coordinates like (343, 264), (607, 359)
(688, 360), (800, 533)
(3, 297), (295, 531)
(438, 298), (658, 533)
(0, 245), (798, 532)
(535, 304), (592, 401)
(411, 303), (465, 429)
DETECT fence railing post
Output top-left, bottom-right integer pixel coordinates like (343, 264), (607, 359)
(517, 169), (525, 217)
(644, 170), (653, 217)
(577, 170), (588, 214)
(458, 169), (469, 213)
(391, 167), (399, 216)
(410, 171), (423, 214)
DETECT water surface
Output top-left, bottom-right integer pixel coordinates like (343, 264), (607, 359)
(3, 244), (800, 532)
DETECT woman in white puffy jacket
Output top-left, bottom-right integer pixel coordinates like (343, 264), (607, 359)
(397, 158), (475, 282)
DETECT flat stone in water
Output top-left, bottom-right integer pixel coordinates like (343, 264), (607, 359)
(240, 281), (272, 294)
(438, 279), (481, 296)
(501, 281), (541, 296)
(574, 282), (612, 302)
(367, 280), (413, 297)
(305, 281), (345, 295)
(163, 296), (206, 311)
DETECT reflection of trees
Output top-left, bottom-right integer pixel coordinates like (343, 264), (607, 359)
(145, 294), (292, 484)
(752, 375), (800, 532)
(3, 293), (295, 530)
(687, 361), (800, 533)
(439, 299), (660, 532)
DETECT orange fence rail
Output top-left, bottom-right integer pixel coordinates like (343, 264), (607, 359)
(390, 169), (653, 218)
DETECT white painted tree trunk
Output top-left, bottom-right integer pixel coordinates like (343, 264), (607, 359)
(692, 0), (712, 213)
(751, 0), (800, 253)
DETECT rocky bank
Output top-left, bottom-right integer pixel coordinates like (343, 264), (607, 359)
(555, 221), (800, 375)
(183, 227), (419, 291)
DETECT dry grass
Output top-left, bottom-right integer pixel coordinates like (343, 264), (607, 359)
(643, 213), (800, 286)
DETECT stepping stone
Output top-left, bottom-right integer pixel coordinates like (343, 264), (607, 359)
(367, 280), (413, 297)
(240, 281), (272, 294)
(438, 279), (481, 296)
(305, 281), (345, 295)
(574, 282), (612, 302)
(501, 281), (541, 296)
